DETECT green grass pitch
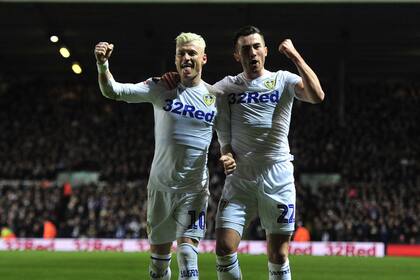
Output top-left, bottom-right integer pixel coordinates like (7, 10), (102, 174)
(0, 251), (419, 280)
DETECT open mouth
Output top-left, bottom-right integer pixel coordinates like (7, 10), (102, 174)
(181, 62), (194, 69)
(250, 59), (259, 66)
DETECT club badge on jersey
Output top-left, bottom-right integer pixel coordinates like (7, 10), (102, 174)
(203, 94), (215, 106)
(263, 79), (276, 90)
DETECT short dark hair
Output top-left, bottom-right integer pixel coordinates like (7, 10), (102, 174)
(233, 25), (265, 49)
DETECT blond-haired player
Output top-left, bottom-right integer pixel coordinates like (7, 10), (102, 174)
(94, 32), (235, 280)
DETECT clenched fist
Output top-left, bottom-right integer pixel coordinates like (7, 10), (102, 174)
(94, 42), (114, 64)
(220, 154), (236, 175)
(278, 39), (301, 61)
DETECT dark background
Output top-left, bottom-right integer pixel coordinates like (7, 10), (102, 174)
(1, 2), (420, 83)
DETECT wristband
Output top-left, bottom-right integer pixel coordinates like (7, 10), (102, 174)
(97, 60), (109, 74)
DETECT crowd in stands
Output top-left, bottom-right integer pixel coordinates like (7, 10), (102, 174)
(0, 78), (419, 243)
(296, 181), (420, 244)
(0, 182), (148, 239)
(0, 79), (155, 181)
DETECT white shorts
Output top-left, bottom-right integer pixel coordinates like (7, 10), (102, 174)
(216, 160), (296, 236)
(147, 188), (209, 245)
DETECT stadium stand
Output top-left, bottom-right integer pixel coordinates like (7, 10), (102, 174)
(0, 78), (419, 243)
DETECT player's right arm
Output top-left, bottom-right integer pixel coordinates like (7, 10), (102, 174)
(219, 144), (236, 175)
(212, 78), (236, 175)
(94, 41), (157, 103)
(95, 42), (119, 100)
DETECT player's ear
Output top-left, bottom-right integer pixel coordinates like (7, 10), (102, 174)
(233, 42), (241, 62)
(202, 53), (207, 65)
(264, 46), (268, 57)
(233, 51), (240, 62)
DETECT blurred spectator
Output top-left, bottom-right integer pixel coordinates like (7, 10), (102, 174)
(1, 225), (16, 240)
(293, 222), (311, 242)
(43, 220), (57, 239)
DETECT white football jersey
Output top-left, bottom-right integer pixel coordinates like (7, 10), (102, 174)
(107, 78), (228, 193)
(214, 70), (302, 164)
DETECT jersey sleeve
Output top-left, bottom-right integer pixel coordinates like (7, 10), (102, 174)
(282, 71), (302, 98)
(212, 78), (232, 149)
(213, 76), (233, 93)
(214, 94), (231, 149)
(108, 77), (162, 103)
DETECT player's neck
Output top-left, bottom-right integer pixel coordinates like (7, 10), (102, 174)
(181, 75), (201, 87)
(244, 69), (266, 80)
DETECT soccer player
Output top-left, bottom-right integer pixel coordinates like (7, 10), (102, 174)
(213, 26), (325, 280)
(94, 32), (235, 280)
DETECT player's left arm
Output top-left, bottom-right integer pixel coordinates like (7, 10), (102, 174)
(279, 39), (325, 104)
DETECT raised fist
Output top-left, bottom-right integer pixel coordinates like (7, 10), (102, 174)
(94, 42), (114, 64)
(278, 39), (300, 61)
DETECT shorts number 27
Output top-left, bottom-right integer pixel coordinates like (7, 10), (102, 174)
(277, 204), (295, 224)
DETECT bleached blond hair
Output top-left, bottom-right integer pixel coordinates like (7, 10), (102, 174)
(175, 32), (206, 51)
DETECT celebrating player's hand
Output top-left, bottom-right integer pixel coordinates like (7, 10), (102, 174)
(161, 72), (180, 90)
(278, 39), (301, 61)
(94, 42), (114, 64)
(220, 153), (236, 175)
